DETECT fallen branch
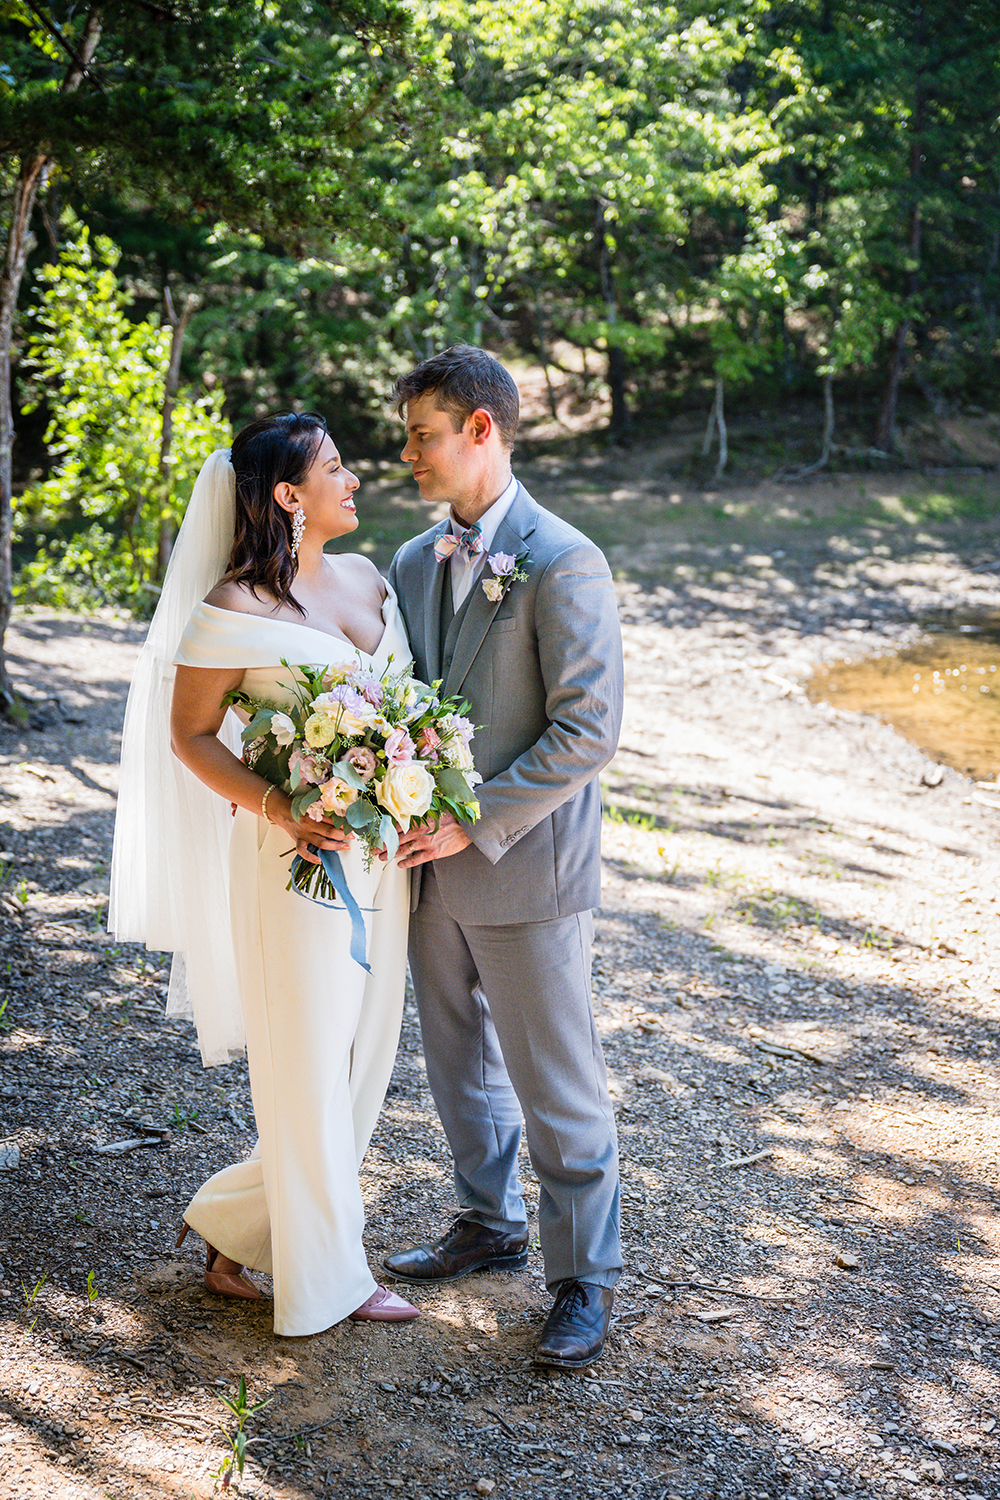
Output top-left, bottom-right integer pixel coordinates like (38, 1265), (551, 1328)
(639, 1270), (777, 1302)
(483, 1406), (520, 1437)
(721, 1148), (773, 1169)
(93, 1136), (168, 1155)
(754, 1038), (826, 1066)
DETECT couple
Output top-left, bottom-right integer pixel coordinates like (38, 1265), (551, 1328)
(109, 346), (624, 1369)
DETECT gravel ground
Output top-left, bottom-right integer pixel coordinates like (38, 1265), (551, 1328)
(1, 471), (999, 1500)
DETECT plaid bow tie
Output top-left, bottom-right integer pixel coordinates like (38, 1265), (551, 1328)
(434, 522), (484, 563)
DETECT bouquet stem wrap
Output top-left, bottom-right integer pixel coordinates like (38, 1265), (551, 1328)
(289, 846), (373, 973)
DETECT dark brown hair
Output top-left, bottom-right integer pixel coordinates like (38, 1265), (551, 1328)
(391, 345), (519, 450)
(226, 412), (327, 615)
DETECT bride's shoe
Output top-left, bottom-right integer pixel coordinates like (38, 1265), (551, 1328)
(349, 1284), (420, 1322)
(175, 1221), (262, 1302)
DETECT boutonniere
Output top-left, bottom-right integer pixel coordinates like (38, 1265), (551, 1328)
(482, 549), (529, 604)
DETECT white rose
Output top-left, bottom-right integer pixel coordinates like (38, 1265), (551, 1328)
(312, 691), (377, 738)
(270, 711), (296, 747)
(443, 732), (474, 771)
(377, 761), (435, 826)
(482, 576), (505, 603)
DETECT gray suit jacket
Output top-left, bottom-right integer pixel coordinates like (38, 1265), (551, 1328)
(387, 483), (623, 925)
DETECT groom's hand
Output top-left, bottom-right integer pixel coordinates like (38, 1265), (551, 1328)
(396, 811), (471, 867)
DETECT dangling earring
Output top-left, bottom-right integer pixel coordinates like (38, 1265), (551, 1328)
(290, 508), (306, 557)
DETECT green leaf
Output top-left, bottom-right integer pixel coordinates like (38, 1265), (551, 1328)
(435, 766), (474, 801)
(379, 815), (399, 860)
(346, 798), (377, 829)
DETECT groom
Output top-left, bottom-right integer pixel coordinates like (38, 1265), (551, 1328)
(385, 346), (624, 1369)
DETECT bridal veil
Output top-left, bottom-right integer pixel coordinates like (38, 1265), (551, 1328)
(108, 449), (246, 1066)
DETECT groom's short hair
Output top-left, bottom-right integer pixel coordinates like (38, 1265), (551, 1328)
(393, 345), (519, 450)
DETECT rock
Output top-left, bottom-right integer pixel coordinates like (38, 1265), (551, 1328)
(0, 1143), (19, 1170)
(919, 1458), (944, 1481)
(833, 1251), (860, 1270)
(922, 763), (944, 787)
(475, 1482), (496, 1496)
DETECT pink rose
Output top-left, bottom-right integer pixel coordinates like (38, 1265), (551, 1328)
(345, 745), (378, 782)
(384, 727), (417, 765)
(354, 672), (385, 707)
(290, 748), (331, 785)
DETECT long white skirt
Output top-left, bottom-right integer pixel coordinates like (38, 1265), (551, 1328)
(182, 808), (409, 1335)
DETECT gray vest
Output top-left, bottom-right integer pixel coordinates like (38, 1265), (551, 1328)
(439, 574), (475, 682)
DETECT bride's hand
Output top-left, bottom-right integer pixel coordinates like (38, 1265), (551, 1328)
(267, 794), (354, 862)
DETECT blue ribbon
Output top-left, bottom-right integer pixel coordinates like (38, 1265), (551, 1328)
(288, 846), (373, 973)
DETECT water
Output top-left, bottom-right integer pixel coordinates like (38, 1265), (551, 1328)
(807, 619), (1000, 781)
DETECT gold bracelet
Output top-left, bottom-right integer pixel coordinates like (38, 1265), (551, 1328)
(261, 784), (278, 823)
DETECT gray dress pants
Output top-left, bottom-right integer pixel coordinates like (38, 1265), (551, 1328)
(407, 865), (621, 1291)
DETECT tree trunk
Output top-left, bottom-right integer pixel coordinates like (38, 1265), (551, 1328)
(713, 377), (728, 481)
(875, 38), (925, 451)
(0, 7), (103, 712)
(155, 286), (196, 580)
(701, 377), (727, 479)
(595, 201), (631, 445)
(820, 371), (835, 467)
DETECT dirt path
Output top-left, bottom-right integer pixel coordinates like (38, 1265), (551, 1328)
(1, 470), (999, 1500)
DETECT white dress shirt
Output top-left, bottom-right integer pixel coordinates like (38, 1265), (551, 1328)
(447, 474), (519, 610)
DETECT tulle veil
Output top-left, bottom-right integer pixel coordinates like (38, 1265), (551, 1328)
(108, 449), (246, 1066)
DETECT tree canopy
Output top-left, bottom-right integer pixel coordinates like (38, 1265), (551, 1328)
(2, 0), (999, 683)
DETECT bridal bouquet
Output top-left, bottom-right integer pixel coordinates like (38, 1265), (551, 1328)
(226, 657), (480, 910)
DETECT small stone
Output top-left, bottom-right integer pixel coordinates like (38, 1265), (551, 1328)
(898, 1469), (919, 1482)
(983, 1418), (996, 1433)
(0, 1143), (19, 1171)
(833, 1251), (860, 1270)
(475, 1482), (496, 1496)
(919, 1459), (944, 1481)
(626, 1408), (643, 1421)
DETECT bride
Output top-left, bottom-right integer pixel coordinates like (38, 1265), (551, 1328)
(109, 413), (419, 1334)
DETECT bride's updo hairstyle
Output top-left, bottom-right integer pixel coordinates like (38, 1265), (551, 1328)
(226, 411), (327, 615)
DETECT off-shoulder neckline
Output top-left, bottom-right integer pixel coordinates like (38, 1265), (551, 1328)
(192, 586), (395, 661)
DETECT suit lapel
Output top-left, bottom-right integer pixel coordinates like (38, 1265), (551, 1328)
(421, 523), (450, 682)
(444, 486), (538, 697)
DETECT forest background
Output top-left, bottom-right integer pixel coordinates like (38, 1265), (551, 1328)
(1, 0), (999, 710)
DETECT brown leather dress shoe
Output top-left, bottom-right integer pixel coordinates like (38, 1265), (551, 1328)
(533, 1280), (614, 1369)
(383, 1216), (529, 1284)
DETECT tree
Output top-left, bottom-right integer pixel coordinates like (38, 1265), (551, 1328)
(17, 225), (229, 610)
(0, 0), (418, 710)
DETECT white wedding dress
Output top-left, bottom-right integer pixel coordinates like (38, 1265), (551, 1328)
(173, 587), (411, 1336)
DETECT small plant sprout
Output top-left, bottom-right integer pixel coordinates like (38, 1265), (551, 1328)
(21, 1272), (48, 1330)
(87, 1270), (99, 1303)
(213, 1375), (272, 1489)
